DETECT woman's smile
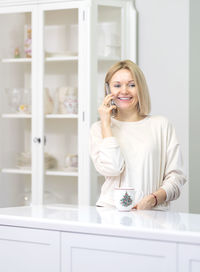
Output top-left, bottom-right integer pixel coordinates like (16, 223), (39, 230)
(115, 95), (134, 107)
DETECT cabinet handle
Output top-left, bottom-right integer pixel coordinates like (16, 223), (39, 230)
(44, 136), (46, 145)
(33, 137), (41, 144)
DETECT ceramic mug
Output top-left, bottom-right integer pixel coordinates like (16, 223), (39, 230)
(114, 187), (135, 212)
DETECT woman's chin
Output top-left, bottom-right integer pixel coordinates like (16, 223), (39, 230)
(117, 104), (135, 111)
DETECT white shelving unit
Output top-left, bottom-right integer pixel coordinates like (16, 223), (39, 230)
(0, 0), (136, 208)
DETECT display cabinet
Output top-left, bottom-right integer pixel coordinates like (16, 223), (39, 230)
(0, 0), (136, 207)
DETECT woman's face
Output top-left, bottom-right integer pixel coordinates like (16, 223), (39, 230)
(109, 69), (139, 111)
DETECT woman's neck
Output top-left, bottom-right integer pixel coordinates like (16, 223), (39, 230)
(115, 109), (145, 122)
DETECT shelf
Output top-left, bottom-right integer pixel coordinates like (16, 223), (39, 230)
(45, 56), (78, 62)
(1, 56), (78, 63)
(2, 114), (32, 119)
(1, 168), (31, 174)
(45, 114), (78, 119)
(46, 170), (78, 176)
(98, 56), (121, 61)
(2, 114), (77, 119)
(1, 58), (32, 63)
(1, 168), (78, 177)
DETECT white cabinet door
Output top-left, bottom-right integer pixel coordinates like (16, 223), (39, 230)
(0, 226), (60, 272)
(61, 232), (176, 272)
(0, 5), (34, 208)
(178, 243), (200, 272)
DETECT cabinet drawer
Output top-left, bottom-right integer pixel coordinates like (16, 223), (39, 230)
(0, 226), (60, 272)
(61, 232), (176, 272)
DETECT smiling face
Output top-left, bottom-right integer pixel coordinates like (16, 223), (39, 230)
(109, 69), (139, 111)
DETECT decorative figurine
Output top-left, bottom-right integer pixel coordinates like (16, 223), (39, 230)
(24, 26), (32, 58)
(14, 47), (20, 58)
(57, 86), (78, 114)
(64, 154), (78, 171)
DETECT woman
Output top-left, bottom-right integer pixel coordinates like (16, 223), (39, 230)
(90, 60), (186, 210)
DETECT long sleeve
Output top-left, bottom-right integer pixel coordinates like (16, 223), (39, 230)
(161, 121), (187, 201)
(89, 122), (125, 176)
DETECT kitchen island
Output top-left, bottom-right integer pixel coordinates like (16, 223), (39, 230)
(0, 205), (200, 272)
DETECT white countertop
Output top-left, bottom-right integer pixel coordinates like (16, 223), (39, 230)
(0, 204), (200, 244)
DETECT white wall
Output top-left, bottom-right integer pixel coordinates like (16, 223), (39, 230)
(189, 0), (200, 214)
(135, 0), (189, 212)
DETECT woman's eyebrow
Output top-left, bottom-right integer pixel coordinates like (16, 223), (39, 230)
(111, 80), (135, 83)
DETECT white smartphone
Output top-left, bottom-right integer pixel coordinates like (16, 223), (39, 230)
(105, 83), (117, 117)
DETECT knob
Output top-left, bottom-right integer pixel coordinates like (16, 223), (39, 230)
(33, 137), (41, 144)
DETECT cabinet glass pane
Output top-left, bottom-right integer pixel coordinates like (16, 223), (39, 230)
(98, 6), (121, 60)
(97, 6), (122, 198)
(97, 5), (122, 113)
(0, 11), (32, 207)
(43, 9), (78, 205)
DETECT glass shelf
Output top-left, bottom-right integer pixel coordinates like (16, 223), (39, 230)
(1, 168), (31, 175)
(2, 114), (32, 119)
(45, 56), (78, 62)
(45, 114), (78, 119)
(1, 168), (78, 177)
(98, 56), (121, 61)
(1, 56), (79, 63)
(46, 170), (78, 176)
(1, 58), (32, 63)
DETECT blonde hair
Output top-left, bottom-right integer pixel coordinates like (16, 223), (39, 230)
(105, 59), (151, 115)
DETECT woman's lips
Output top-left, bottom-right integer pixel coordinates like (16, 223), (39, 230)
(117, 97), (133, 101)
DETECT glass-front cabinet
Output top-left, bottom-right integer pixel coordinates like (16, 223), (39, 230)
(0, 0), (136, 207)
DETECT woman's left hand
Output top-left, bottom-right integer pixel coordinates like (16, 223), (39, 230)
(133, 194), (156, 210)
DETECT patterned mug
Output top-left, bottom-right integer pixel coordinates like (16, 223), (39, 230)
(114, 187), (135, 212)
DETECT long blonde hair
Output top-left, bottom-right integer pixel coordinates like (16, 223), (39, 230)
(105, 60), (151, 115)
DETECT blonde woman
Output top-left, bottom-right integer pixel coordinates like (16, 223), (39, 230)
(90, 60), (186, 210)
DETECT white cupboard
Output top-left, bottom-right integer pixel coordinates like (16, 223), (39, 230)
(61, 232), (177, 272)
(1, 224), (200, 272)
(0, 226), (60, 272)
(0, 0), (136, 207)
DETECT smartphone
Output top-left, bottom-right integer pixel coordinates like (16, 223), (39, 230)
(105, 83), (117, 117)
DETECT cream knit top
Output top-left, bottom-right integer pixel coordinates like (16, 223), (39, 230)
(89, 115), (186, 210)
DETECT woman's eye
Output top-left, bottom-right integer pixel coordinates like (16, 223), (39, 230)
(128, 84), (135, 88)
(114, 84), (121, 88)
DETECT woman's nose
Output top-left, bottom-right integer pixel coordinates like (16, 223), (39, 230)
(120, 84), (128, 93)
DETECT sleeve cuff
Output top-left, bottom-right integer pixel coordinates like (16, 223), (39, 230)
(161, 183), (173, 202)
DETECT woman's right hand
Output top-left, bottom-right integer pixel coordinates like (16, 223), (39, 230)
(98, 94), (117, 126)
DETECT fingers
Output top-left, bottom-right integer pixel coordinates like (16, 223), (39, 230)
(103, 94), (115, 106)
(110, 105), (117, 111)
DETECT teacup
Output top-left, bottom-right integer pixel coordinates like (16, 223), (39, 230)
(114, 187), (135, 212)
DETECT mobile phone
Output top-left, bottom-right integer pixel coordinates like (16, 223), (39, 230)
(105, 83), (117, 117)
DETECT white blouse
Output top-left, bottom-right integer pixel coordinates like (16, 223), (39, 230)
(89, 115), (186, 210)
